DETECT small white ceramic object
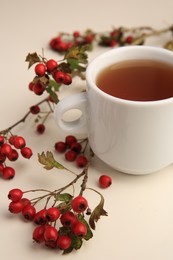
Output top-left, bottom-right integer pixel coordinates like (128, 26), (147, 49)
(54, 46), (173, 175)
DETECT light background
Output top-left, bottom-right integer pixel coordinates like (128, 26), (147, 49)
(1, 1), (173, 259)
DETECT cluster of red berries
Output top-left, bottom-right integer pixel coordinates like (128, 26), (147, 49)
(0, 135), (32, 180)
(49, 29), (134, 53)
(28, 58), (72, 96)
(49, 30), (95, 53)
(8, 188), (91, 252)
(55, 135), (88, 168)
(99, 28), (133, 47)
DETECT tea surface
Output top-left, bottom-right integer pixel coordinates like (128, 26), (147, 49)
(96, 60), (173, 101)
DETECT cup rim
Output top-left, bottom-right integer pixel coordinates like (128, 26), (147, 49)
(86, 45), (173, 107)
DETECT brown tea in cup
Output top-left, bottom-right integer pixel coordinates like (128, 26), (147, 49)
(96, 59), (173, 101)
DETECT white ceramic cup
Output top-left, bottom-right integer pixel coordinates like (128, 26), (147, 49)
(54, 46), (173, 175)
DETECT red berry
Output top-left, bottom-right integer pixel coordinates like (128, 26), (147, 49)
(66, 42), (73, 50)
(21, 147), (33, 159)
(70, 142), (82, 153)
(60, 211), (77, 227)
(110, 39), (117, 47)
(21, 198), (31, 208)
(63, 73), (72, 85)
(3, 166), (15, 179)
(33, 83), (45, 95)
(71, 196), (88, 213)
(126, 35), (133, 44)
(75, 39), (82, 45)
(99, 175), (112, 188)
(46, 59), (58, 72)
(0, 152), (6, 163)
(8, 188), (23, 202)
(65, 150), (77, 162)
(72, 221), (87, 237)
(37, 124), (45, 134)
(85, 34), (93, 43)
(57, 235), (71, 250)
(8, 135), (16, 145)
(22, 205), (36, 220)
(9, 200), (23, 214)
(30, 105), (40, 114)
(49, 36), (62, 50)
(73, 31), (80, 37)
(53, 71), (65, 83)
(35, 63), (46, 76)
(65, 135), (77, 147)
(44, 225), (58, 242)
(34, 209), (47, 225)
(13, 136), (26, 149)
(76, 155), (88, 167)
(0, 135), (4, 145)
(1, 143), (12, 156)
(33, 225), (45, 243)
(45, 240), (57, 248)
(28, 82), (35, 91)
(46, 207), (60, 222)
(110, 30), (119, 37)
(56, 41), (68, 52)
(7, 149), (19, 161)
(49, 38), (57, 49)
(0, 163), (4, 173)
(54, 141), (67, 153)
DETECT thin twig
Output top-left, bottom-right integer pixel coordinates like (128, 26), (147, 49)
(0, 97), (52, 135)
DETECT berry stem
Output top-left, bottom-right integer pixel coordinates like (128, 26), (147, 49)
(55, 166), (88, 194)
(122, 25), (172, 35)
(0, 111), (30, 135)
(86, 187), (104, 197)
(24, 188), (53, 193)
(0, 97), (52, 135)
(41, 111), (52, 124)
(22, 166), (89, 207)
(79, 165), (89, 196)
(80, 138), (89, 154)
(30, 193), (53, 206)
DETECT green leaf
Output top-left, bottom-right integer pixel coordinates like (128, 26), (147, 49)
(46, 86), (59, 104)
(63, 247), (73, 254)
(71, 235), (83, 250)
(64, 45), (89, 64)
(25, 52), (41, 69)
(38, 151), (64, 170)
(89, 193), (108, 230)
(56, 193), (73, 202)
(67, 58), (86, 72)
(48, 79), (60, 91)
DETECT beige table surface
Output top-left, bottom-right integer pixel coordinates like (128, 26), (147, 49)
(1, 0), (173, 259)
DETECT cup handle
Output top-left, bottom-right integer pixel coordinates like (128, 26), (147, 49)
(54, 92), (88, 134)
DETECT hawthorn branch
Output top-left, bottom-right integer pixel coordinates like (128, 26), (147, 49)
(0, 97), (53, 135)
